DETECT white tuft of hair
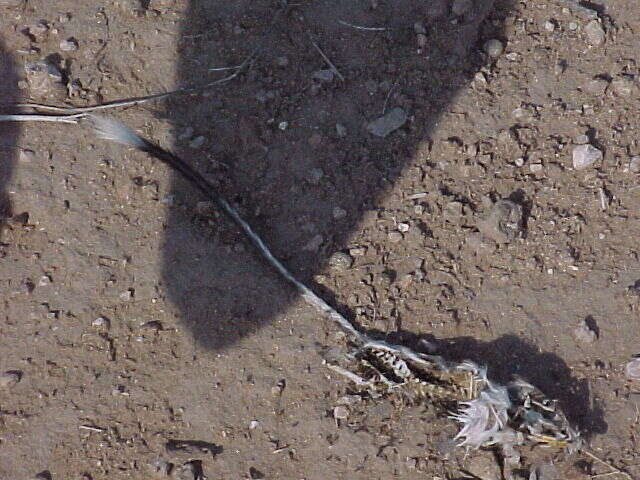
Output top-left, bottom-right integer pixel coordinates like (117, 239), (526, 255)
(86, 114), (147, 150)
(450, 381), (512, 449)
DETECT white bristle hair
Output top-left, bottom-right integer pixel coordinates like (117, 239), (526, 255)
(86, 114), (147, 150)
(450, 381), (512, 449)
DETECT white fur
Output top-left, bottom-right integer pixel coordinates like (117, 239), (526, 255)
(87, 114), (147, 149)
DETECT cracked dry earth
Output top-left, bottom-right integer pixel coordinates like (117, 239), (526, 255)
(1, 0), (640, 479)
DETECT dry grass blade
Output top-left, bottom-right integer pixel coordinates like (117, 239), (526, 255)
(307, 32), (345, 82)
(338, 20), (387, 31)
(582, 450), (636, 480)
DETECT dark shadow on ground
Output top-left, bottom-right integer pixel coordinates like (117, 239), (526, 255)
(163, 0), (516, 350)
(0, 41), (21, 242)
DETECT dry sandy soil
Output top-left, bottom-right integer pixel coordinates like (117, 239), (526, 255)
(1, 0), (640, 479)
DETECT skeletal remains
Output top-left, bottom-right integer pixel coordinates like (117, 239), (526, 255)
(82, 115), (587, 477)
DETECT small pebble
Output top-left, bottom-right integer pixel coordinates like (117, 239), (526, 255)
(336, 394), (361, 405)
(397, 222), (410, 232)
(585, 77), (609, 96)
(119, 290), (133, 301)
(0, 371), (22, 389)
(575, 134), (589, 145)
(529, 163), (543, 173)
(38, 275), (51, 286)
(629, 156), (640, 173)
(148, 458), (173, 477)
(444, 201), (464, 218)
(92, 317), (109, 327)
(27, 22), (49, 42)
(333, 405), (349, 421)
(573, 320), (597, 343)
(312, 69), (334, 83)
(278, 121), (288, 131)
(349, 247), (366, 257)
(249, 420), (259, 430)
(611, 78), (634, 97)
(19, 149), (36, 163)
(302, 234), (324, 252)
(335, 123), (347, 137)
(572, 144), (602, 170)
(174, 462), (198, 480)
(328, 252), (353, 270)
(466, 452), (502, 480)
(178, 126), (194, 140)
(388, 231), (403, 243)
(188, 136), (205, 149)
(584, 19), (605, 45)
(413, 21), (426, 35)
(483, 38), (504, 58)
(625, 358), (640, 381)
(476, 199), (523, 244)
(544, 20), (556, 32)
(514, 157), (525, 167)
(332, 207), (347, 219)
(568, 21), (578, 31)
(366, 107), (407, 138)
(59, 37), (78, 51)
(306, 167), (323, 184)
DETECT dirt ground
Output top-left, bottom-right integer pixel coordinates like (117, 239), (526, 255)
(1, 0), (640, 478)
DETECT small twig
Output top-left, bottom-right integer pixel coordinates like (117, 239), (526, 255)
(307, 32), (345, 82)
(0, 113), (84, 123)
(7, 56), (254, 115)
(382, 73), (401, 115)
(592, 473), (630, 479)
(208, 64), (243, 72)
(583, 449), (635, 480)
(598, 187), (609, 211)
(79, 425), (105, 432)
(325, 363), (373, 387)
(338, 20), (387, 31)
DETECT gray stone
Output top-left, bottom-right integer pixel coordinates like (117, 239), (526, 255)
(366, 107), (407, 137)
(306, 167), (324, 184)
(312, 69), (334, 82)
(573, 320), (597, 343)
(611, 78), (634, 97)
(477, 199), (523, 244)
(328, 252), (353, 270)
(572, 144), (602, 170)
(585, 77), (609, 96)
(584, 20), (605, 46)
(188, 136), (206, 149)
(59, 37), (78, 51)
(303, 234), (324, 252)
(629, 156), (640, 173)
(625, 358), (640, 381)
(483, 39), (504, 58)
(0, 371), (21, 389)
